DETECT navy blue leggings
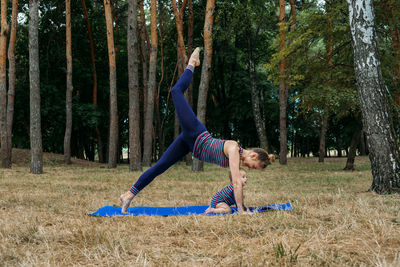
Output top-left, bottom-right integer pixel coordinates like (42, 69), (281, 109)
(131, 68), (207, 194)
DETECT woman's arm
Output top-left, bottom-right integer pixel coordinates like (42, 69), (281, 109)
(224, 140), (248, 214)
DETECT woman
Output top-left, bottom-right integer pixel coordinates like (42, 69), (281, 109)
(120, 48), (272, 214)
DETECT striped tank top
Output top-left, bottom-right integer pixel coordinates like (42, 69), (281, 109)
(193, 131), (243, 168)
(210, 184), (236, 208)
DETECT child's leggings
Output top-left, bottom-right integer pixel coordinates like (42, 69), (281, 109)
(130, 67), (207, 195)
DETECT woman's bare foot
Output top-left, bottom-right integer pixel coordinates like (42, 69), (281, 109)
(188, 47), (201, 67)
(120, 191), (135, 213)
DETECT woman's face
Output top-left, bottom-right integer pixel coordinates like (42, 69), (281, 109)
(242, 153), (263, 170)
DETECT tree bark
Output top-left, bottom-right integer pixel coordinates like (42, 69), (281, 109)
(172, 0), (192, 166)
(160, 63), (178, 157)
(5, 3), (17, 154)
(184, 0), (194, 166)
(81, 0), (103, 162)
(81, 0), (98, 106)
(29, 0), (43, 174)
(139, 0), (149, 123)
(142, 0), (158, 167)
(171, 0), (187, 140)
(248, 49), (268, 151)
(128, 0), (142, 171)
(6, 0), (18, 168)
(289, 0), (296, 31)
(192, 0), (215, 172)
(279, 0), (288, 165)
(318, 112), (329, 162)
(64, 0), (73, 164)
(0, 0), (9, 168)
(245, 1), (269, 152)
(171, 0), (187, 75)
(156, 1), (166, 160)
(344, 124), (362, 171)
(348, 0), (400, 193)
(318, 2), (333, 163)
(359, 131), (366, 155)
(187, 0), (194, 108)
(104, 0), (118, 168)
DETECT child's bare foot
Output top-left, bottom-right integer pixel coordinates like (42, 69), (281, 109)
(120, 191), (135, 213)
(188, 47), (201, 67)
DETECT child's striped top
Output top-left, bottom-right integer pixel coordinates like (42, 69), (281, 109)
(210, 184), (236, 208)
(193, 131), (243, 168)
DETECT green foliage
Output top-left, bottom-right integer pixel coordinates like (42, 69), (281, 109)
(7, 0), (399, 160)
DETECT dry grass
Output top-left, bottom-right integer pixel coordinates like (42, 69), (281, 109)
(1, 150), (400, 266)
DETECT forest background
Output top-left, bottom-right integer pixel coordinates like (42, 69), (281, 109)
(0, 0), (399, 172)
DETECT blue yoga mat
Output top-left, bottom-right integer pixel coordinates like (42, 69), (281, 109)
(89, 203), (292, 217)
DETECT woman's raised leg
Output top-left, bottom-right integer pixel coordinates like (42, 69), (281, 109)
(171, 48), (206, 146)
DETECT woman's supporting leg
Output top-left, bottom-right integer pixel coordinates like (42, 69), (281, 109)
(120, 134), (189, 212)
(130, 133), (190, 194)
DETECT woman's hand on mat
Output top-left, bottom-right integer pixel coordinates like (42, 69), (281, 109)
(238, 209), (253, 215)
(188, 47), (201, 67)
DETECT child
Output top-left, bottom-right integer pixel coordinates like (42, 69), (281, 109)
(205, 169), (248, 214)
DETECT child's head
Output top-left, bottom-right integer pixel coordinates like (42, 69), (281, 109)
(242, 148), (275, 170)
(229, 168), (247, 186)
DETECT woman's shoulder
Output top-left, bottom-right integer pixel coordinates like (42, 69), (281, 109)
(223, 140), (241, 153)
(224, 140), (239, 147)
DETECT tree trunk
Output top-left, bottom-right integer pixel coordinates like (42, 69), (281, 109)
(289, 0), (296, 31)
(128, 0), (142, 171)
(248, 43), (269, 151)
(317, 0), (333, 163)
(279, 0), (288, 165)
(318, 112), (329, 162)
(171, 0), (187, 76)
(64, 0), (73, 164)
(344, 124), (362, 171)
(337, 138), (343, 157)
(29, 0), (43, 174)
(139, 0), (149, 123)
(192, 0), (215, 172)
(81, 0), (98, 107)
(172, 0), (192, 165)
(5, 0), (18, 168)
(348, 0), (400, 193)
(104, 0), (118, 168)
(81, 0), (103, 163)
(187, 0), (194, 108)
(0, 0), (9, 168)
(156, 1), (166, 160)
(359, 131), (366, 155)
(245, 1), (269, 152)
(184, 0), (194, 166)
(160, 63), (178, 156)
(171, 0), (187, 140)
(142, 0), (158, 167)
